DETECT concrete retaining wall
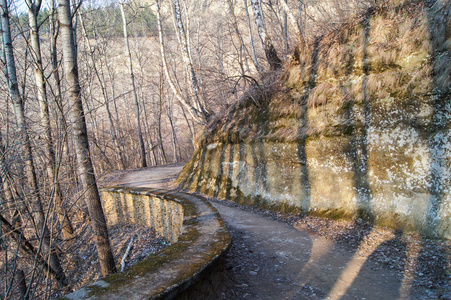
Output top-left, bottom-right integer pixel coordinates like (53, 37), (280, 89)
(101, 188), (184, 243)
(62, 188), (230, 300)
(178, 138), (450, 239)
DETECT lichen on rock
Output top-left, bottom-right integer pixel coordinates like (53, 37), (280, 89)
(177, 0), (451, 239)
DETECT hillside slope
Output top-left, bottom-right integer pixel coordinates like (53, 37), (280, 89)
(177, 0), (451, 239)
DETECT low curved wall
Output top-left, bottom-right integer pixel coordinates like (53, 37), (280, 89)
(62, 188), (231, 300)
(101, 188), (184, 243)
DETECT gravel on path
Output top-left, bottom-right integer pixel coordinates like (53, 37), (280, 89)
(103, 166), (451, 300)
(209, 198), (450, 300)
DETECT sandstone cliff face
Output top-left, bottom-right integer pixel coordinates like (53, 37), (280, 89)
(177, 0), (451, 239)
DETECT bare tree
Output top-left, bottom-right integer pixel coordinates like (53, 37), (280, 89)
(156, 69), (167, 164)
(156, 0), (205, 124)
(166, 93), (179, 163)
(227, 0), (250, 76)
(279, 0), (304, 47)
(78, 10), (126, 170)
(119, 0), (147, 168)
(244, 0), (263, 72)
(251, 0), (282, 70)
(172, 0), (211, 121)
(58, 0), (116, 277)
(26, 0), (74, 239)
(1, 0), (67, 286)
(49, 0), (78, 187)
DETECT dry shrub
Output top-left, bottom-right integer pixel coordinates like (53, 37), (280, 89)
(369, 15), (396, 44)
(269, 95), (302, 120)
(308, 82), (341, 108)
(202, 0), (449, 147)
(286, 64), (305, 89)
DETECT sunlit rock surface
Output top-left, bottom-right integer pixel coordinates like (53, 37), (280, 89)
(177, 0), (451, 239)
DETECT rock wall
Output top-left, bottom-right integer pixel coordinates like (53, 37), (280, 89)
(177, 0), (451, 239)
(178, 136), (450, 239)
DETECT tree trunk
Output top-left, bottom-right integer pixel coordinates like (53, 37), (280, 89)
(0, 213), (65, 288)
(1, 0), (67, 285)
(17, 269), (28, 300)
(166, 95), (179, 163)
(0, 23), (14, 212)
(279, 0), (304, 46)
(172, 0), (211, 121)
(282, 0), (288, 54)
(179, 103), (195, 148)
(142, 96), (158, 166)
(251, 0), (282, 70)
(78, 10), (126, 170)
(50, 0), (78, 187)
(227, 0), (250, 76)
(0, 122), (16, 221)
(58, 0), (116, 277)
(243, 0), (262, 72)
(119, 1), (147, 168)
(157, 70), (167, 164)
(26, 0), (74, 239)
(156, 0), (205, 124)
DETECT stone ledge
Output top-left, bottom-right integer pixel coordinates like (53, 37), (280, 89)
(61, 188), (231, 300)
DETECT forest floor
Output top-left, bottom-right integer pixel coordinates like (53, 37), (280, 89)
(1, 212), (169, 300)
(57, 223), (169, 298)
(1, 169), (174, 300)
(101, 166), (450, 299)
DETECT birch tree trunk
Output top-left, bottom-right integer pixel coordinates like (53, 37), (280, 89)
(166, 95), (179, 163)
(227, 0), (250, 76)
(180, 104), (195, 147)
(243, 0), (262, 72)
(0, 122), (16, 223)
(250, 0), (282, 70)
(142, 97), (158, 166)
(50, 0), (78, 187)
(157, 69), (167, 164)
(279, 0), (304, 46)
(1, 0), (67, 284)
(26, 0), (74, 239)
(119, 1), (147, 168)
(156, 0), (205, 124)
(282, 0), (288, 54)
(172, 0), (210, 121)
(58, 0), (116, 277)
(157, 111), (168, 165)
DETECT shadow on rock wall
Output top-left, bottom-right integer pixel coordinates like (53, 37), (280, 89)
(177, 0), (450, 239)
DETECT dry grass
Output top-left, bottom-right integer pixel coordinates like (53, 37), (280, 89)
(203, 0), (449, 146)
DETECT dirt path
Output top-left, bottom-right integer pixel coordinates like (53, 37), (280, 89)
(211, 200), (424, 300)
(100, 164), (183, 189)
(107, 166), (450, 300)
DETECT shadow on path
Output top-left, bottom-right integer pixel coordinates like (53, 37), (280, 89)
(106, 166), (450, 300)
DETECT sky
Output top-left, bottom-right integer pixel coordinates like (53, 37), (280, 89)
(9, 0), (51, 15)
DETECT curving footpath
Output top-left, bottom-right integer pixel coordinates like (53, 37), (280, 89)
(66, 166), (449, 300)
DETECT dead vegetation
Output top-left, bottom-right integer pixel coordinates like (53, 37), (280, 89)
(200, 0), (449, 147)
(0, 222), (169, 299)
(1, 0), (449, 298)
